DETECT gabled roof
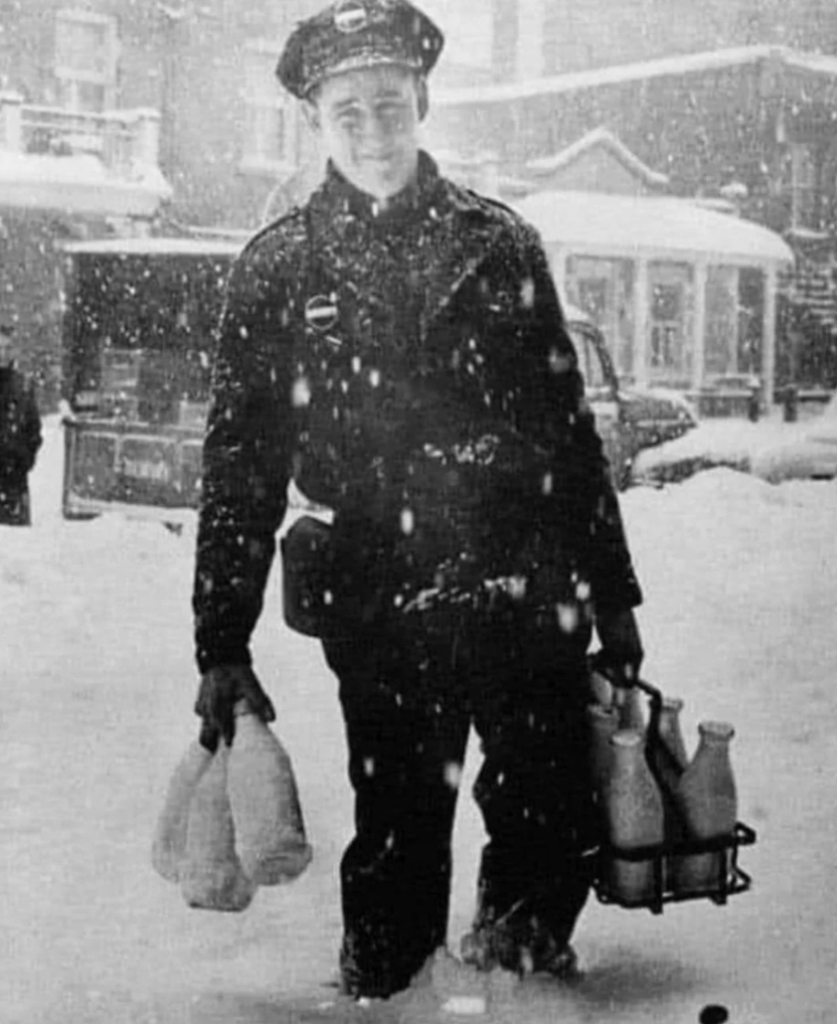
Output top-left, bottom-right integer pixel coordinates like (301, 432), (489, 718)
(527, 127), (669, 189)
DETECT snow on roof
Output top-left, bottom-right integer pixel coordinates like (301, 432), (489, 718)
(515, 190), (794, 266)
(61, 237), (243, 257)
(783, 50), (837, 78)
(527, 127), (670, 188)
(434, 44), (774, 106)
(0, 148), (171, 217)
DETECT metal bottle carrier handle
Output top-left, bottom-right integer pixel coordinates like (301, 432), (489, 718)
(592, 673), (757, 914)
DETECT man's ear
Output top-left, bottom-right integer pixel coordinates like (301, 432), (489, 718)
(416, 76), (429, 121)
(302, 99), (321, 132)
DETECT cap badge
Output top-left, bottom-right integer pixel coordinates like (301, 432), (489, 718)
(334, 0), (369, 33)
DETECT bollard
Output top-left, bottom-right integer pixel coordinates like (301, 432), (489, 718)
(782, 384), (798, 423)
(747, 386), (761, 423)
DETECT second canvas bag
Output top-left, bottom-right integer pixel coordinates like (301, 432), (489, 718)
(226, 700), (313, 885)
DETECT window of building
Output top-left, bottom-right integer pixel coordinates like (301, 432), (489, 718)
(565, 255), (635, 380)
(241, 42), (296, 171)
(55, 9), (117, 113)
(431, 2), (493, 71)
(648, 263), (694, 386)
(542, 1), (592, 76)
(705, 265), (740, 378)
(542, 3), (567, 76)
(491, 0), (518, 81)
(785, 143), (817, 230)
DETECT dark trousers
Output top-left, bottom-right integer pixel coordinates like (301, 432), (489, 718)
(322, 598), (598, 997)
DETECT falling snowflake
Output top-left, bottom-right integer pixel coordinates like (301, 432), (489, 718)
(557, 603), (579, 633)
(291, 376), (311, 407)
(520, 277), (535, 309)
(443, 763), (462, 790)
(400, 507), (415, 535)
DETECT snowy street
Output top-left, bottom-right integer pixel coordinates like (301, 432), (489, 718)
(2, 416), (836, 1024)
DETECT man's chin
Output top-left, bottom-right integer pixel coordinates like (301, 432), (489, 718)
(342, 162), (415, 202)
(362, 177), (411, 202)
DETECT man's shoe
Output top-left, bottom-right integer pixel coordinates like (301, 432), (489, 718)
(339, 939), (419, 1001)
(460, 918), (580, 980)
(529, 941), (580, 980)
(459, 927), (497, 972)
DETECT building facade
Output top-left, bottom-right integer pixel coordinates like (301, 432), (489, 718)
(427, 45), (837, 399)
(491, 0), (836, 83)
(2, 0), (837, 408)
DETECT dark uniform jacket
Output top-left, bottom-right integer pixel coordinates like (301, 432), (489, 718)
(193, 153), (641, 673)
(0, 365), (41, 526)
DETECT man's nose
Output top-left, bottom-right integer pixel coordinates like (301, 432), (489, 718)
(362, 111), (393, 145)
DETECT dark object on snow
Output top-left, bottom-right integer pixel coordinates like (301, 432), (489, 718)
(277, 0), (444, 99)
(0, 364), (42, 526)
(781, 383), (799, 423)
(699, 1006), (730, 1024)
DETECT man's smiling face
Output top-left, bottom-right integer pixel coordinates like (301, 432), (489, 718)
(308, 64), (425, 202)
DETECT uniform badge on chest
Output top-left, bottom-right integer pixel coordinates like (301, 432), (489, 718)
(305, 294), (342, 349)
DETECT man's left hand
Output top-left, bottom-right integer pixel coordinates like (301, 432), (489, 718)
(195, 663), (275, 751)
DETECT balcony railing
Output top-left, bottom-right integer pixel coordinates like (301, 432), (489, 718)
(0, 91), (161, 172)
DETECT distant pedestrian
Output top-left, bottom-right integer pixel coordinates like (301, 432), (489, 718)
(0, 323), (42, 526)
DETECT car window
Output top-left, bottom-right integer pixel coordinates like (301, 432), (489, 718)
(568, 323), (608, 390)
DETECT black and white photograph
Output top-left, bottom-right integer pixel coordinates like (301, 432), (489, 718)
(1, 1), (836, 1022)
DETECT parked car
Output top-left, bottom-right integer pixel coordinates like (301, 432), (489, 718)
(750, 391), (837, 482)
(564, 306), (697, 488)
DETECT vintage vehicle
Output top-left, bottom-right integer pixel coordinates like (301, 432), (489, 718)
(59, 245), (696, 522)
(60, 237), (240, 520)
(563, 305), (697, 488)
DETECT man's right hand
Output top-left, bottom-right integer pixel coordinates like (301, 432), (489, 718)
(194, 664), (276, 751)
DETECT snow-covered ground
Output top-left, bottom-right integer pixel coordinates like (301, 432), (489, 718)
(2, 415), (836, 1024)
(633, 404), (823, 475)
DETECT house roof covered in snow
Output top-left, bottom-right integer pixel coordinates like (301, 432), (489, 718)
(527, 127), (670, 189)
(434, 44), (776, 106)
(516, 190), (794, 267)
(434, 44), (837, 109)
(61, 237), (242, 257)
(0, 149), (171, 218)
(783, 51), (837, 79)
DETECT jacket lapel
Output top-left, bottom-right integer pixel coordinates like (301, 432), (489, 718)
(306, 160), (505, 345)
(412, 179), (505, 340)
